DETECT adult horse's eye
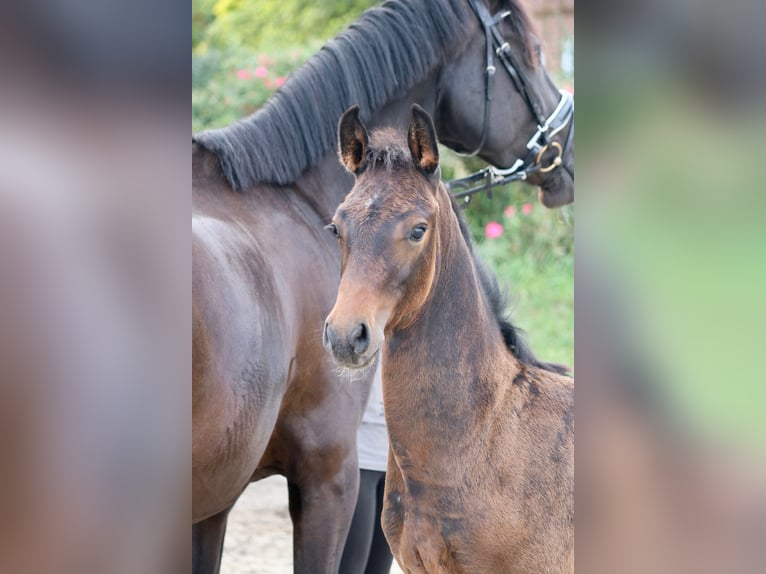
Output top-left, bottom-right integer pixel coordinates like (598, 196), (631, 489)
(410, 224), (427, 242)
(325, 223), (340, 239)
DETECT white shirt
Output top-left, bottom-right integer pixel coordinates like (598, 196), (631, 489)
(357, 361), (389, 472)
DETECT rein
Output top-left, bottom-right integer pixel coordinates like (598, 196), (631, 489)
(449, 0), (574, 204)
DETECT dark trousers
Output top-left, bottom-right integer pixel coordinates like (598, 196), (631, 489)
(339, 469), (394, 574)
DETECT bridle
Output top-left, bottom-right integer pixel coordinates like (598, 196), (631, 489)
(447, 0), (574, 203)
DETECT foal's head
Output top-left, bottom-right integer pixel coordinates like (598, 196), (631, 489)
(323, 105), (445, 370)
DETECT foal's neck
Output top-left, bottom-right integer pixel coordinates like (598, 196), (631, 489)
(382, 187), (518, 456)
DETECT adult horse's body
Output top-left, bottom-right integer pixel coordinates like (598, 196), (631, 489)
(192, 1), (573, 572)
(324, 105), (574, 573)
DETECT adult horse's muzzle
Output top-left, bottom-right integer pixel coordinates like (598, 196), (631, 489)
(323, 318), (380, 370)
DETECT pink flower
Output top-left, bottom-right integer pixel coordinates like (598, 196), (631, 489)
(522, 203), (533, 215)
(504, 205), (516, 218)
(255, 66), (268, 78)
(236, 69), (251, 80)
(484, 221), (504, 239)
(275, 76), (286, 87)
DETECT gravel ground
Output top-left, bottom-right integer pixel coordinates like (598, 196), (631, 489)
(221, 476), (404, 574)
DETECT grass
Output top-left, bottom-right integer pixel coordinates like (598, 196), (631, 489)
(470, 189), (574, 371)
(477, 234), (574, 371)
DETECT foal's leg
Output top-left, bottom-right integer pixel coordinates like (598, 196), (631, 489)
(382, 451), (450, 574)
(287, 454), (359, 574)
(192, 509), (230, 574)
(381, 448), (405, 562)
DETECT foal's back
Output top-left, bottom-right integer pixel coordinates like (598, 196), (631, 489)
(490, 363), (574, 573)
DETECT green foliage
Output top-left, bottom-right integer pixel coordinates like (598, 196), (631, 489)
(463, 184), (573, 259)
(197, 0), (377, 54)
(193, 45), (316, 133)
(193, 0), (219, 51)
(192, 1), (376, 133)
(473, 196), (574, 367)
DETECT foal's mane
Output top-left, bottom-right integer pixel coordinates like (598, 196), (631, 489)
(193, 0), (537, 191)
(448, 193), (570, 376)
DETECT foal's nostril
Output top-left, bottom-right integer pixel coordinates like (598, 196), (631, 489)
(322, 320), (331, 348)
(350, 322), (370, 355)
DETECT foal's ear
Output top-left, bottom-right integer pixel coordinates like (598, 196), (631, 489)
(407, 104), (439, 175)
(338, 105), (369, 175)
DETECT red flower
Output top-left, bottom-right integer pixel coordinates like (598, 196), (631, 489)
(255, 66), (268, 79)
(275, 76), (286, 88)
(236, 69), (251, 80)
(485, 221), (504, 239)
(504, 205), (516, 218)
(522, 203), (533, 215)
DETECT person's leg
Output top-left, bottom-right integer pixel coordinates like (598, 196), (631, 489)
(365, 471), (395, 574)
(339, 469), (378, 574)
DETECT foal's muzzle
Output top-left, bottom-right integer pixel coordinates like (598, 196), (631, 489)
(323, 319), (374, 368)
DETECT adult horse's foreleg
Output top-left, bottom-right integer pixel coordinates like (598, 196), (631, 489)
(192, 508), (230, 574)
(287, 455), (359, 574)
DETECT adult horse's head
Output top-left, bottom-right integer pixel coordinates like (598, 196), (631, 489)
(436, 0), (574, 207)
(194, 0), (572, 206)
(323, 105), (445, 370)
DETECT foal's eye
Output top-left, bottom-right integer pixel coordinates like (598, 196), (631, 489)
(409, 224), (427, 242)
(325, 223), (341, 239)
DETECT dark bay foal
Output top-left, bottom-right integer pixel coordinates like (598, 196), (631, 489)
(324, 105), (574, 573)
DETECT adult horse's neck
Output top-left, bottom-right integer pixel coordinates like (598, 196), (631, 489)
(382, 184), (519, 472)
(195, 0), (472, 195)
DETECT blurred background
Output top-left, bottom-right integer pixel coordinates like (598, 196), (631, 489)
(192, 0), (576, 368)
(576, 0), (766, 571)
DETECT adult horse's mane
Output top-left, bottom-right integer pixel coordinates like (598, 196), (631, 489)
(193, 0), (536, 190)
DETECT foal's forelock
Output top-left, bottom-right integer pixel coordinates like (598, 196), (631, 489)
(345, 157), (439, 226)
(365, 145), (412, 170)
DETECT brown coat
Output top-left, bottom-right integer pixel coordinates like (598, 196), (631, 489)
(325, 106), (574, 573)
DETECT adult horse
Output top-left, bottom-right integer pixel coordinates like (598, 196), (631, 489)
(192, 0), (574, 572)
(324, 105), (574, 573)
